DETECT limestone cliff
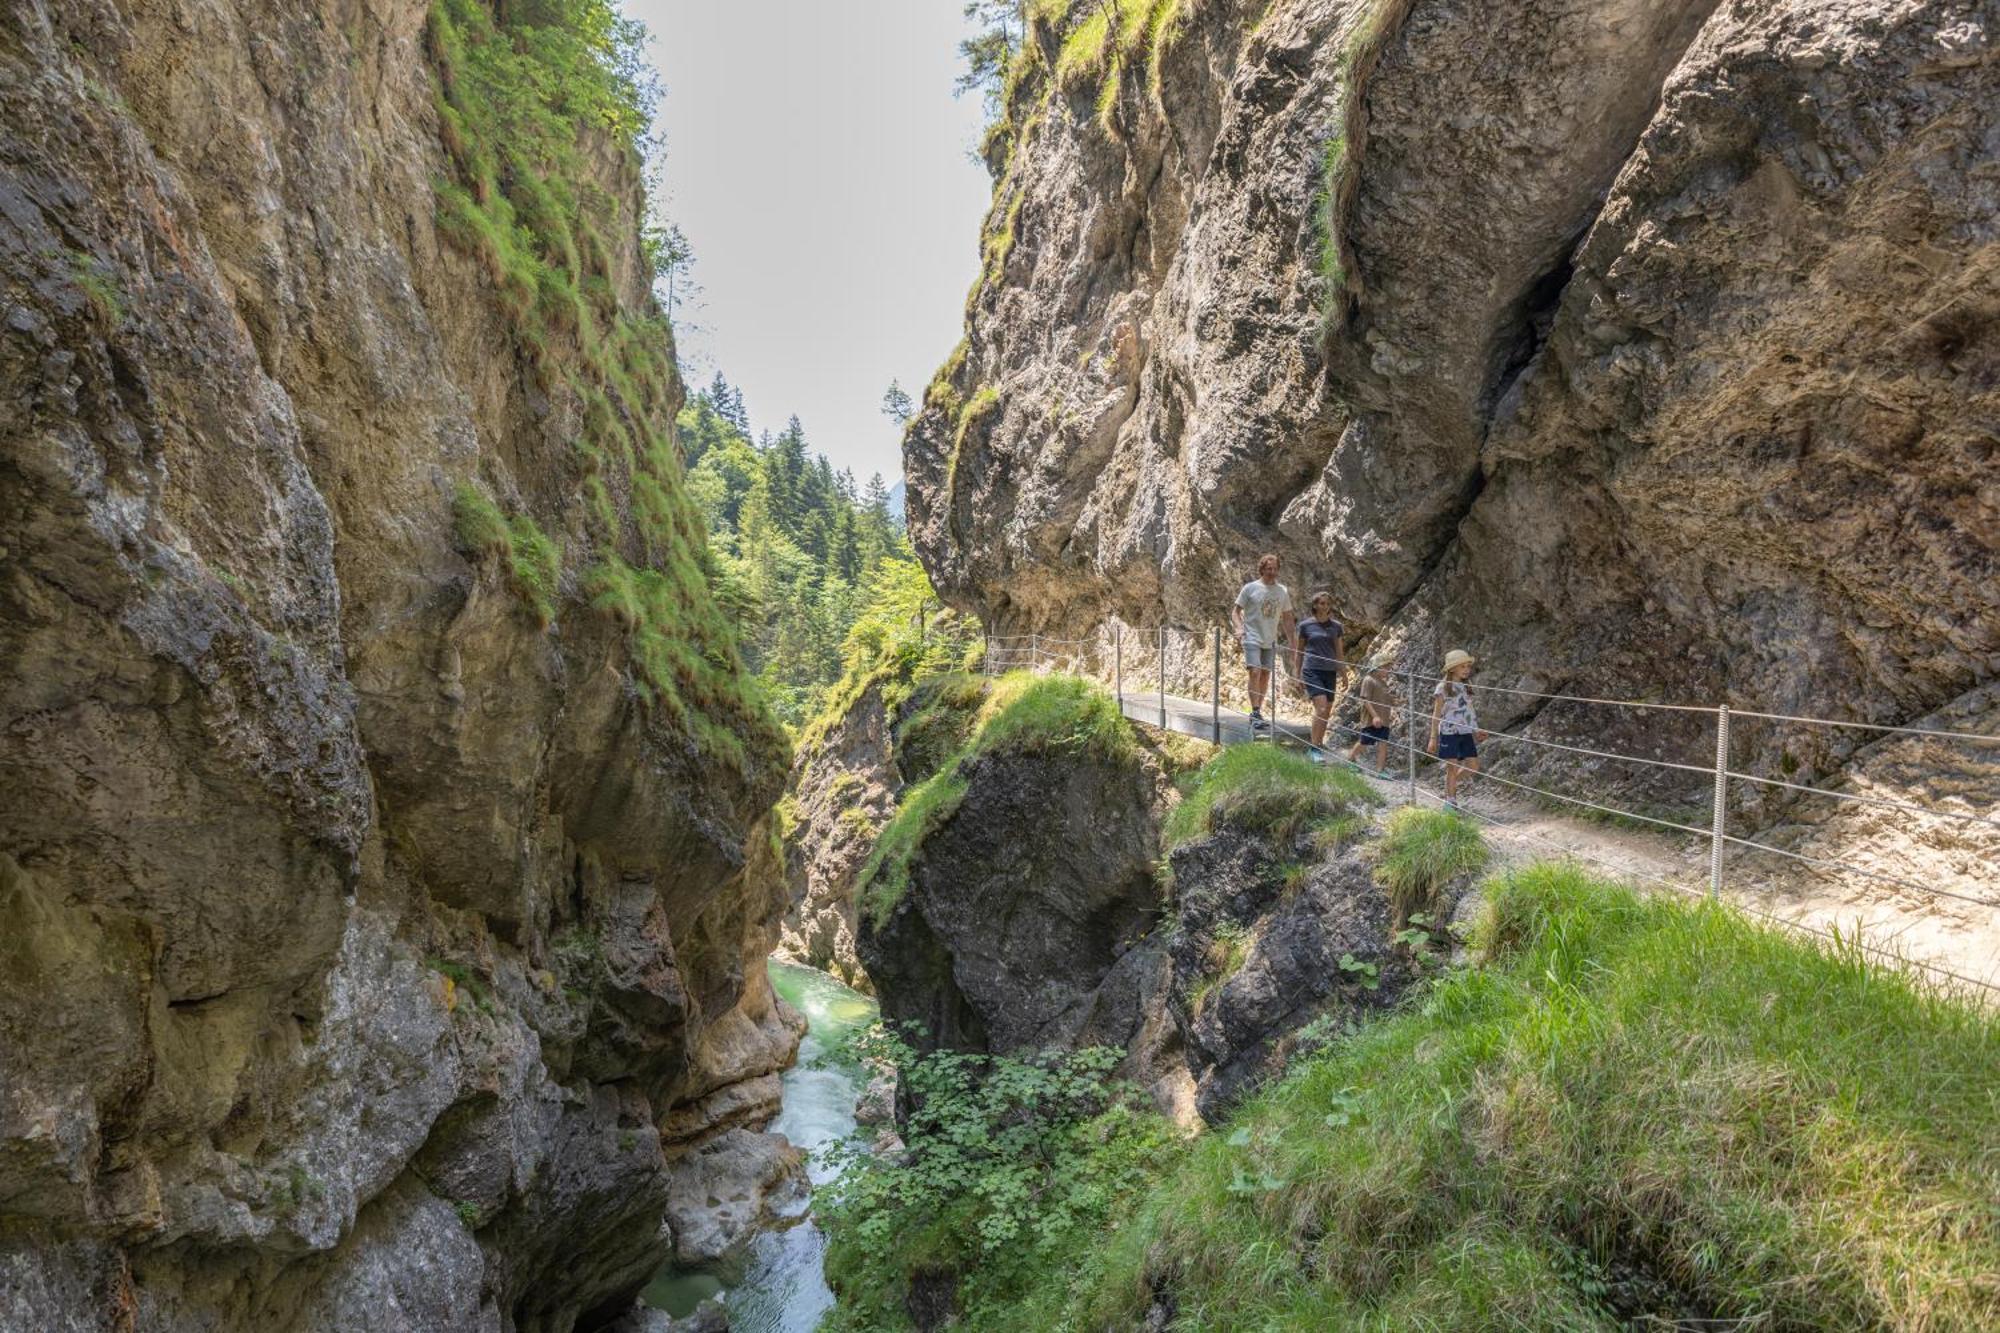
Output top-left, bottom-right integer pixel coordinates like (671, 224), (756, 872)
(907, 0), (1998, 806)
(0, 1), (798, 1328)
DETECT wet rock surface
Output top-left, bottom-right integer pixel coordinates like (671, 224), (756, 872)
(0, 1), (795, 1328)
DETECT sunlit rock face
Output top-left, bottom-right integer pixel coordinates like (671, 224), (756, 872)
(0, 1), (797, 1327)
(908, 0), (1998, 807)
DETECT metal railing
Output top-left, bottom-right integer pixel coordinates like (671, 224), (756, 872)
(977, 625), (2000, 998)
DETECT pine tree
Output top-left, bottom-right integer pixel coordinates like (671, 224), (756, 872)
(862, 472), (897, 558)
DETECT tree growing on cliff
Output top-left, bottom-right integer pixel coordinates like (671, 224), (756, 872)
(955, 1), (1025, 122)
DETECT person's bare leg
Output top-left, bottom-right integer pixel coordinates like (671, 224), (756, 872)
(1311, 698), (1329, 748)
(1444, 760), (1460, 803)
(1371, 740), (1386, 771)
(1248, 666), (1268, 716)
(1460, 757), (1479, 797)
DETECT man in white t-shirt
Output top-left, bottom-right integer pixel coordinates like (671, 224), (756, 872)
(1231, 553), (1294, 732)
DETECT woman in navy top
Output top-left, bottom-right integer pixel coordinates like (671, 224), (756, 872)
(1295, 593), (1344, 760)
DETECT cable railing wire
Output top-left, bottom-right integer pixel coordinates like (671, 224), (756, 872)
(1085, 629), (2000, 737)
(1011, 634), (1997, 826)
(1728, 708), (2000, 744)
(1414, 783), (2000, 996)
(976, 630), (1997, 924)
(1716, 832), (2000, 911)
(972, 628), (2000, 992)
(1726, 768), (2000, 833)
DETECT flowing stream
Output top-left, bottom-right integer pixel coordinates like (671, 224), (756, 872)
(641, 962), (878, 1330)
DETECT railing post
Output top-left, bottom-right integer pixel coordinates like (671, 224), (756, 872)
(1158, 626), (1168, 729)
(1710, 704), (1730, 901)
(1029, 630), (1039, 672)
(1271, 641), (1282, 740)
(1115, 624), (1123, 705)
(1210, 627), (1221, 743)
(983, 630), (990, 677)
(1405, 666), (1419, 805)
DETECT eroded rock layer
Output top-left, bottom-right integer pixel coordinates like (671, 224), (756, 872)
(1, 0), (796, 1327)
(907, 0), (1998, 800)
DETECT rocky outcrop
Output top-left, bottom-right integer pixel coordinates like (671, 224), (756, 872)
(0, 0), (795, 1328)
(861, 747), (1164, 1054)
(1166, 825), (1440, 1120)
(774, 665), (986, 993)
(773, 679), (900, 992)
(850, 686), (1196, 1118)
(907, 0), (1998, 812)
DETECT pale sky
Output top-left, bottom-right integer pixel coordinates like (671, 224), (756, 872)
(632, 0), (993, 485)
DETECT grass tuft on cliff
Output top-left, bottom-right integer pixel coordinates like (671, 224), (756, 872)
(857, 673), (1136, 928)
(1373, 804), (1487, 926)
(982, 863), (2000, 1330)
(1163, 744), (1378, 849)
(1047, 0), (1188, 124)
(451, 482), (562, 627)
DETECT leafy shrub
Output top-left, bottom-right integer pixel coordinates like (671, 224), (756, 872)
(819, 1029), (1178, 1332)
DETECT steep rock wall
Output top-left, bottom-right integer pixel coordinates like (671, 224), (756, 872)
(907, 0), (1998, 810)
(0, 0), (795, 1328)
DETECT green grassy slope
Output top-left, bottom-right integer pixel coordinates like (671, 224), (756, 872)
(829, 847), (2000, 1330)
(1028, 864), (2000, 1331)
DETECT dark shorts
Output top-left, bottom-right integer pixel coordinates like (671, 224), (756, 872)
(1303, 669), (1339, 701)
(1437, 732), (1478, 760)
(1359, 725), (1392, 743)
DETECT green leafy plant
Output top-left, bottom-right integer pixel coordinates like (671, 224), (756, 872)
(1392, 910), (1437, 953)
(819, 1028), (1176, 1331)
(1336, 952), (1380, 991)
(1321, 1086), (1365, 1129)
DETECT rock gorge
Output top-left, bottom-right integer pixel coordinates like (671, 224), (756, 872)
(2, 0), (800, 1327)
(905, 0), (1998, 804)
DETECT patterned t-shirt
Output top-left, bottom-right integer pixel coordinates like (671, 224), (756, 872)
(1434, 681), (1478, 735)
(1234, 579), (1293, 648)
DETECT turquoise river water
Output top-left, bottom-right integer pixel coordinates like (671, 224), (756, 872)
(641, 962), (878, 1329)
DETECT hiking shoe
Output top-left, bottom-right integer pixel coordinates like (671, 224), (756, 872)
(1308, 747), (1327, 764)
(1249, 712), (1270, 732)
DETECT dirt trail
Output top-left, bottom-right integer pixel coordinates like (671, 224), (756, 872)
(1356, 768), (2000, 997)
